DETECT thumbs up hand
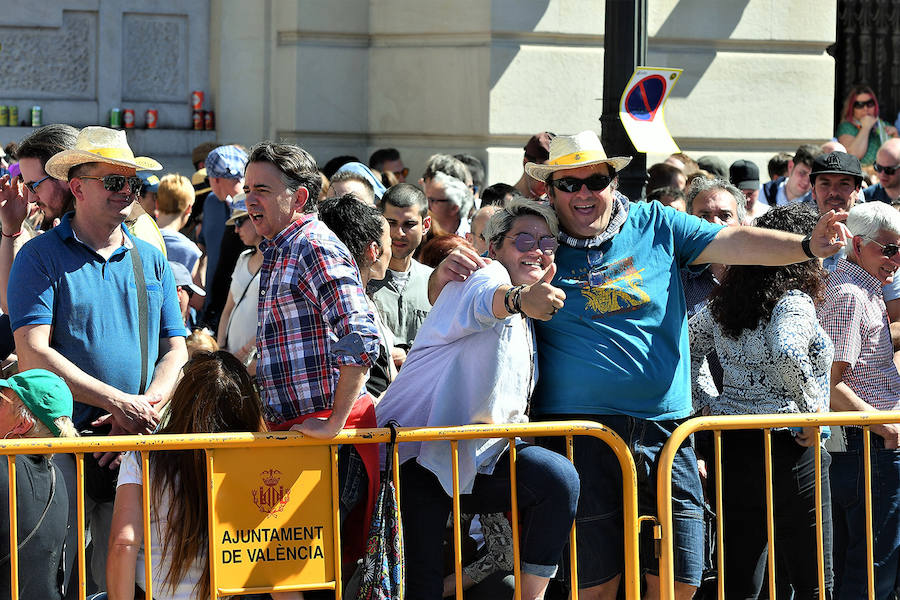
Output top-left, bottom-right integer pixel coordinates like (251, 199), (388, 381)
(520, 263), (566, 321)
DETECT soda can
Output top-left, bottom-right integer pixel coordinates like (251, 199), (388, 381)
(8, 106), (17, 126)
(123, 109), (135, 129)
(30, 106), (41, 127)
(191, 90), (204, 110)
(110, 108), (121, 128)
(192, 110), (204, 131)
(204, 110), (215, 131)
(0, 106), (8, 127)
(145, 109), (158, 129)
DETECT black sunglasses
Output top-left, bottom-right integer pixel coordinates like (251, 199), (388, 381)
(78, 174), (143, 193)
(864, 236), (900, 258)
(550, 173), (613, 193)
(853, 98), (876, 109)
(874, 163), (900, 175)
(232, 216), (249, 228)
(504, 232), (558, 254)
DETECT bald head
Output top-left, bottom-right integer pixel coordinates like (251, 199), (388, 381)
(822, 140), (847, 154)
(876, 138), (900, 190)
(466, 204), (501, 254)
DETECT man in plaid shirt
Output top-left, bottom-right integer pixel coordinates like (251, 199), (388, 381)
(819, 200), (900, 599)
(245, 142), (381, 539)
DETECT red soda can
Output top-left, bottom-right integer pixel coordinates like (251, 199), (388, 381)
(123, 109), (135, 128)
(191, 90), (204, 110)
(204, 110), (215, 131)
(192, 110), (204, 130)
(145, 109), (158, 129)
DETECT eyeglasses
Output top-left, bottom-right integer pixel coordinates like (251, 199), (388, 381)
(78, 174), (143, 193)
(875, 163), (900, 175)
(549, 174), (613, 193)
(393, 168), (409, 178)
(863, 236), (900, 258)
(853, 98), (876, 109)
(504, 232), (559, 254)
(232, 216), (249, 228)
(24, 174), (51, 194)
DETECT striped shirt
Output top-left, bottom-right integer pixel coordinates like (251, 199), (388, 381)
(818, 258), (900, 411)
(256, 215), (380, 424)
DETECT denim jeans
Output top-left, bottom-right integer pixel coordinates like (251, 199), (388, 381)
(832, 428), (900, 600)
(538, 414), (705, 589)
(399, 443), (579, 600)
(713, 429), (833, 599)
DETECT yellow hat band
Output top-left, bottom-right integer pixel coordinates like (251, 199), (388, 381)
(549, 149), (610, 166)
(89, 147), (137, 161)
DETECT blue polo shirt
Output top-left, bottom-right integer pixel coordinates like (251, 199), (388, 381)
(532, 201), (723, 420)
(8, 213), (186, 428)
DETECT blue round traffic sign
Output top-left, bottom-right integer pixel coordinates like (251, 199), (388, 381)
(625, 75), (667, 121)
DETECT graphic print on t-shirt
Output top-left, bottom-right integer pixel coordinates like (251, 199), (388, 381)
(579, 256), (650, 317)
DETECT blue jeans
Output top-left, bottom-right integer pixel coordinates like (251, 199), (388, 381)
(832, 428), (900, 600)
(399, 443), (579, 600)
(538, 414), (705, 589)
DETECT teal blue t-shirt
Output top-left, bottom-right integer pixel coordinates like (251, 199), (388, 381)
(532, 201), (723, 420)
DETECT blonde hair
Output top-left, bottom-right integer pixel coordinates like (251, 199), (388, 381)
(186, 328), (219, 358)
(156, 173), (195, 215)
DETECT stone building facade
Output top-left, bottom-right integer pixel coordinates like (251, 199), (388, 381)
(1, 1), (836, 185)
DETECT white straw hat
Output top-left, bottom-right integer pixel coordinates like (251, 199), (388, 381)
(524, 130), (632, 181)
(45, 126), (162, 180)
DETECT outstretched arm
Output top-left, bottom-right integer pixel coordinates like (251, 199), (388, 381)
(692, 210), (848, 267)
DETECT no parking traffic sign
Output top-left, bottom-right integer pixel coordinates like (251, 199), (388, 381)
(618, 67), (682, 153)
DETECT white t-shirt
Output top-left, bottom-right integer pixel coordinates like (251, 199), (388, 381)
(224, 250), (261, 354)
(375, 261), (536, 495)
(118, 451), (204, 600)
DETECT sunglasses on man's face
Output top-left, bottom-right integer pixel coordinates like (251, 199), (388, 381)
(232, 216), (249, 228)
(504, 232), (559, 254)
(874, 163), (900, 175)
(863, 236), (900, 258)
(24, 174), (52, 194)
(393, 168), (410, 178)
(78, 174), (143, 193)
(853, 98), (876, 109)
(550, 174), (613, 193)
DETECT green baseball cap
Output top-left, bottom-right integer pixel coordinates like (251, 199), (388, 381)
(0, 369), (73, 437)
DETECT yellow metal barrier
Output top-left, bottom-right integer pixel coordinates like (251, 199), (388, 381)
(0, 420), (642, 600)
(656, 411), (900, 600)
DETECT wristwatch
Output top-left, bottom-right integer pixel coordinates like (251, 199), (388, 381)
(801, 234), (816, 259)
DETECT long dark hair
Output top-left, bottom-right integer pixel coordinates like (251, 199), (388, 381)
(150, 351), (265, 599)
(708, 204), (825, 338)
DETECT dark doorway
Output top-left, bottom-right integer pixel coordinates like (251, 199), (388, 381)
(832, 0), (900, 130)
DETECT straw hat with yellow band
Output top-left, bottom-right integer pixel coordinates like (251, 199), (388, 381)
(524, 130), (632, 181)
(44, 126), (162, 181)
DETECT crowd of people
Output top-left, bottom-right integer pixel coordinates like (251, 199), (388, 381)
(0, 85), (897, 600)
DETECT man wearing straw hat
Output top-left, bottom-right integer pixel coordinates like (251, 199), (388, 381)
(6, 126), (188, 590)
(430, 130), (850, 600)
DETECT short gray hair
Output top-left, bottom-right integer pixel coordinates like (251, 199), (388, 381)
(686, 177), (747, 224)
(483, 196), (559, 250)
(432, 171), (474, 217)
(847, 202), (900, 250)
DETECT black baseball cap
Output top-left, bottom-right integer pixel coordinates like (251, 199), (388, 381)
(729, 160), (760, 190)
(810, 151), (863, 184)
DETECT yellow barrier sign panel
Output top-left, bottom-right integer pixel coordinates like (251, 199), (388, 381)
(209, 445), (334, 590)
(619, 66), (682, 154)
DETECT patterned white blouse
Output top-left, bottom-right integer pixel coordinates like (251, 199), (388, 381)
(689, 290), (834, 416)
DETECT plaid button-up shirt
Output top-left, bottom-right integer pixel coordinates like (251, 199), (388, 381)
(256, 215), (380, 424)
(818, 258), (900, 411)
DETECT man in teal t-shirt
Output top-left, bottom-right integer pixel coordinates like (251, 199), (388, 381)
(430, 130), (848, 600)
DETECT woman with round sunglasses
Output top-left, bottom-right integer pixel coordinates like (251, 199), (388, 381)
(836, 84), (898, 166)
(375, 197), (577, 600)
(688, 203), (834, 599)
